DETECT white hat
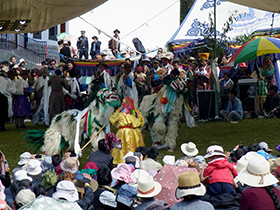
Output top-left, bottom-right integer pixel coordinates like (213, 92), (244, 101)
(14, 170), (32, 182)
(18, 152), (31, 165)
(204, 145), (227, 159)
(52, 180), (79, 202)
(123, 151), (140, 168)
(237, 155), (278, 187)
(136, 174), (162, 198)
(181, 142), (198, 157)
(162, 155), (175, 165)
(15, 189), (35, 207)
(235, 156), (248, 173)
(18, 59), (26, 65)
(175, 171), (206, 199)
(26, 159), (42, 175)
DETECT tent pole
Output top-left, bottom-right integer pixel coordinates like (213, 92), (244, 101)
(214, 0), (217, 58)
(213, 0), (219, 118)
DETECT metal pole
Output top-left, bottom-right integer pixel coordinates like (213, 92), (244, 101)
(214, 0), (217, 58)
(270, 13), (275, 37)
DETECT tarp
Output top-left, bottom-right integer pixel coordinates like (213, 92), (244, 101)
(168, 0), (280, 44)
(227, 0), (280, 13)
(0, 0), (107, 34)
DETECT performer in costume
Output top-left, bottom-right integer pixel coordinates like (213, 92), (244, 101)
(14, 71), (31, 128)
(110, 97), (145, 165)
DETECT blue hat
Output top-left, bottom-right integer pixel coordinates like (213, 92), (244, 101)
(81, 30), (85, 34)
(116, 184), (138, 207)
(257, 150), (268, 160)
(194, 155), (205, 164)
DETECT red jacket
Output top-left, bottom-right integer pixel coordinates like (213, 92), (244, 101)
(203, 158), (238, 184)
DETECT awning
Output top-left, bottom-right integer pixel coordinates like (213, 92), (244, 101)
(227, 0), (280, 13)
(0, 0), (107, 34)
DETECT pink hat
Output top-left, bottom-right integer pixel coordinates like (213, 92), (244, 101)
(239, 62), (247, 68)
(111, 163), (136, 184)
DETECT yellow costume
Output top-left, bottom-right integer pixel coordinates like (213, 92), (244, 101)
(110, 97), (145, 164)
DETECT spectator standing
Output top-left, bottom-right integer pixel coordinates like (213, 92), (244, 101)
(60, 40), (72, 62)
(77, 30), (89, 60)
(0, 67), (11, 131)
(90, 36), (101, 59)
(109, 29), (120, 57)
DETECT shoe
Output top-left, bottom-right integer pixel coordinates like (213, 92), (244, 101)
(24, 119), (31, 122)
(258, 115), (265, 119)
(157, 143), (167, 150)
(230, 121), (238, 124)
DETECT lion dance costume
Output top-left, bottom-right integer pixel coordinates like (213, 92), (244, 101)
(111, 97), (145, 164)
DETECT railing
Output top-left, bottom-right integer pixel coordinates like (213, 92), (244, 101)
(0, 34), (59, 64)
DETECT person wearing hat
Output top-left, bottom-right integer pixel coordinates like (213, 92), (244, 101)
(15, 189), (35, 209)
(33, 67), (50, 125)
(60, 41), (72, 62)
(202, 145), (238, 196)
(260, 56), (276, 89)
(48, 68), (69, 123)
(232, 62), (248, 85)
(91, 61), (112, 90)
(12, 152), (31, 181)
(77, 30), (89, 60)
(134, 173), (163, 210)
(220, 88), (243, 122)
(116, 183), (138, 210)
(258, 85), (280, 118)
(141, 147), (162, 172)
(238, 155), (280, 210)
(13, 70), (31, 128)
(0, 66), (12, 131)
(109, 29), (121, 57)
(134, 65), (147, 106)
(171, 171), (214, 210)
(150, 59), (165, 93)
(90, 36), (101, 59)
(160, 52), (174, 75)
(18, 59), (27, 67)
(26, 159), (43, 183)
(117, 63), (139, 106)
(197, 53), (211, 89)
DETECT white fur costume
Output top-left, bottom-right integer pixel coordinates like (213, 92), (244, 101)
(39, 88), (120, 156)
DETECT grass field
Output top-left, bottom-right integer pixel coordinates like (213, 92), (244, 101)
(1, 118), (280, 170)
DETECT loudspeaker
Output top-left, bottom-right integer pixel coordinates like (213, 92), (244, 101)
(197, 90), (216, 120)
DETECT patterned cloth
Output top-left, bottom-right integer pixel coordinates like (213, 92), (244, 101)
(13, 95), (31, 117)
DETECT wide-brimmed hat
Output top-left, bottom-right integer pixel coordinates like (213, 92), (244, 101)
(235, 155), (248, 173)
(26, 159), (42, 175)
(15, 189), (35, 207)
(237, 155), (278, 187)
(18, 59), (27, 65)
(117, 184), (138, 207)
(136, 174), (162, 198)
(113, 29), (120, 34)
(142, 57), (151, 63)
(18, 152), (31, 165)
(72, 174), (98, 193)
(162, 155), (175, 165)
(204, 145), (227, 159)
(198, 53), (209, 61)
(14, 170), (32, 182)
(52, 180), (79, 202)
(111, 163), (136, 184)
(271, 158), (280, 172)
(92, 36), (98, 40)
(60, 157), (80, 174)
(175, 171), (206, 199)
(181, 142), (198, 157)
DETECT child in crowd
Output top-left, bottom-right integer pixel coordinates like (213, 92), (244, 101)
(202, 145), (238, 196)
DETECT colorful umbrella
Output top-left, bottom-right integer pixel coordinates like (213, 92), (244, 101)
(154, 164), (198, 207)
(228, 37), (280, 66)
(56, 32), (70, 40)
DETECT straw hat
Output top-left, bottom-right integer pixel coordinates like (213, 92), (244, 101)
(60, 157), (80, 174)
(26, 159), (42, 175)
(181, 142), (198, 157)
(72, 174), (98, 193)
(136, 174), (162, 198)
(237, 155), (278, 187)
(175, 171), (206, 199)
(204, 145), (227, 159)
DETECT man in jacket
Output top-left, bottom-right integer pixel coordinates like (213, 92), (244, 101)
(77, 30), (89, 60)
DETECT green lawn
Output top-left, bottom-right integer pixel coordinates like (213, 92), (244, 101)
(1, 118), (280, 170)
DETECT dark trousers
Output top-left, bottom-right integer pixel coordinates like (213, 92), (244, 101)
(79, 50), (88, 59)
(206, 182), (236, 196)
(0, 93), (8, 129)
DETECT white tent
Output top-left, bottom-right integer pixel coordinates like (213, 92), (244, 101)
(227, 0), (280, 13)
(168, 0), (280, 44)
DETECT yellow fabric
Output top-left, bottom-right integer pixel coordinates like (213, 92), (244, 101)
(110, 112), (145, 165)
(0, 0), (107, 34)
(257, 38), (280, 56)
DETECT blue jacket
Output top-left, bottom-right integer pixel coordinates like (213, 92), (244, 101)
(226, 97), (243, 117)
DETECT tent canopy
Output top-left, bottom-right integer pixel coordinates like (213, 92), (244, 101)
(227, 0), (280, 13)
(0, 0), (107, 34)
(168, 0), (280, 45)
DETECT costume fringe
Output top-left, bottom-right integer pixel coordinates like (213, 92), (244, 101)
(25, 130), (45, 153)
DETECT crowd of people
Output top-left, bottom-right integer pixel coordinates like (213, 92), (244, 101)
(1, 140), (280, 209)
